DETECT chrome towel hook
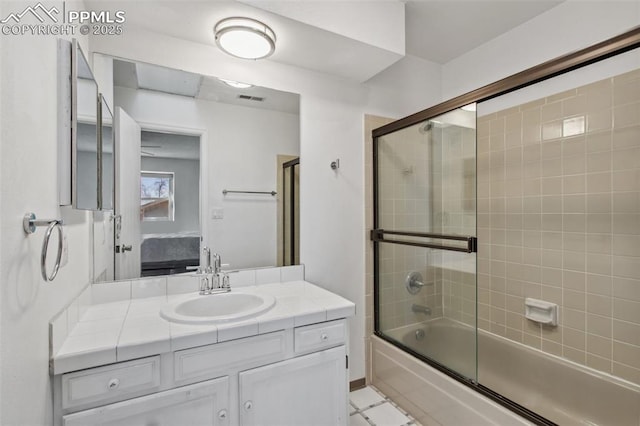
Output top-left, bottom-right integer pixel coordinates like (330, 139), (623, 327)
(23, 212), (64, 282)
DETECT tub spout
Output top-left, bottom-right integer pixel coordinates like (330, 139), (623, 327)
(411, 304), (431, 315)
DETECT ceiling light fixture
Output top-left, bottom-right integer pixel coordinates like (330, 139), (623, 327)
(214, 17), (276, 60)
(218, 78), (253, 89)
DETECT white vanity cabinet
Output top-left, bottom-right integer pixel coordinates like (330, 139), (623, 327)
(54, 319), (349, 426)
(239, 346), (347, 426)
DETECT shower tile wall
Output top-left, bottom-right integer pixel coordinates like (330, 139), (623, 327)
(434, 125), (477, 327)
(376, 124), (443, 330)
(477, 68), (640, 385)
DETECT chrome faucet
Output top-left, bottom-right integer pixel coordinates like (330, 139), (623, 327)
(202, 247), (213, 273)
(198, 252), (231, 295)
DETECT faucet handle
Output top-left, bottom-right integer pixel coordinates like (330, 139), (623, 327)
(222, 273), (231, 290)
(199, 276), (209, 295)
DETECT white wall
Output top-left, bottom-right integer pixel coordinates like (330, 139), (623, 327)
(115, 87), (299, 269)
(365, 54), (442, 118)
(243, 0), (406, 56)
(442, 0), (640, 100)
(0, 2), (91, 425)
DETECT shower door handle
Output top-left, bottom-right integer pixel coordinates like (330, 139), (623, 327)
(370, 229), (477, 253)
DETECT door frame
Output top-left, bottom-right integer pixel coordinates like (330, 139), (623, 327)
(118, 119), (207, 276)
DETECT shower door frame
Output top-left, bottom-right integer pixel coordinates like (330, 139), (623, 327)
(372, 26), (640, 426)
(282, 157), (300, 266)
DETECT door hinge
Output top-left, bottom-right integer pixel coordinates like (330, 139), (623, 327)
(346, 355), (349, 369)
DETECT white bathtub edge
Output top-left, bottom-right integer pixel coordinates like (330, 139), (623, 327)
(371, 335), (533, 426)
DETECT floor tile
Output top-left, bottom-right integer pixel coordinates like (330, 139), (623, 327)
(350, 386), (386, 409)
(364, 402), (411, 426)
(350, 402), (358, 415)
(350, 413), (371, 426)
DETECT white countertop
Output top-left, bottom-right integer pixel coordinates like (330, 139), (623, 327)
(52, 281), (355, 375)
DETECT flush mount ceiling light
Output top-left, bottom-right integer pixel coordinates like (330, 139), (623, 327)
(214, 17), (276, 60)
(218, 78), (253, 89)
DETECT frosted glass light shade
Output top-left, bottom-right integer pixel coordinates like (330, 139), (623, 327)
(214, 17), (276, 60)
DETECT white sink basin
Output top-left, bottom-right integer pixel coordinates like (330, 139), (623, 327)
(160, 292), (276, 325)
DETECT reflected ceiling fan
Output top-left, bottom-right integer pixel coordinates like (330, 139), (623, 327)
(141, 144), (161, 156)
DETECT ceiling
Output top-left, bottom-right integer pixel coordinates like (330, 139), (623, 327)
(113, 59), (300, 114)
(405, 1), (564, 64)
(90, 1), (565, 82)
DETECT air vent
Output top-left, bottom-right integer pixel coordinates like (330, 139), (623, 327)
(238, 94), (265, 102)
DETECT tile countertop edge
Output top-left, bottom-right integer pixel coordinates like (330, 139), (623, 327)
(51, 281), (355, 375)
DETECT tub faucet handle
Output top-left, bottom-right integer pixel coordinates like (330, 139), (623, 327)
(406, 271), (431, 295)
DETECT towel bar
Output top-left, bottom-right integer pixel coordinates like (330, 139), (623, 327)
(23, 212), (64, 282)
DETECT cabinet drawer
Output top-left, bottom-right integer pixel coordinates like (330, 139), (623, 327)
(62, 377), (229, 426)
(175, 331), (287, 384)
(61, 356), (161, 410)
(295, 320), (346, 354)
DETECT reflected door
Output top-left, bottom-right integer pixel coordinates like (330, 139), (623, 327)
(114, 107), (141, 279)
(373, 107), (478, 381)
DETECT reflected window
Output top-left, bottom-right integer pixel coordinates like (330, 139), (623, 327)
(140, 171), (174, 221)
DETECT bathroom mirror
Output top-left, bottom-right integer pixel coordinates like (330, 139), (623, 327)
(98, 58), (301, 280)
(72, 40), (100, 210)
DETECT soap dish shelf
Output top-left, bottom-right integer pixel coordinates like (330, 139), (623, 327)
(525, 298), (558, 326)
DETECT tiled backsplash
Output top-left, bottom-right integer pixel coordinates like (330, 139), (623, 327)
(477, 68), (640, 385)
(50, 265), (304, 358)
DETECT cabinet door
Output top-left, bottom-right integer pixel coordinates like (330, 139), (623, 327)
(62, 377), (229, 426)
(239, 346), (347, 426)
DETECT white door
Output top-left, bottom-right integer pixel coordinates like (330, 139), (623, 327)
(114, 107), (141, 280)
(62, 377), (229, 426)
(239, 346), (348, 426)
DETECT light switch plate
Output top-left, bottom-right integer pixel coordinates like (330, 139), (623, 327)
(211, 208), (224, 220)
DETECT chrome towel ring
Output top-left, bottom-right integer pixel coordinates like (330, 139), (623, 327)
(23, 212), (64, 282)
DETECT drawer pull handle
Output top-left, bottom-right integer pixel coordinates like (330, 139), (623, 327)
(107, 378), (120, 390)
(218, 409), (227, 419)
(244, 401), (253, 411)
(321, 333), (329, 341)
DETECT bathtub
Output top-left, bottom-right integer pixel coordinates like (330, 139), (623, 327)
(385, 318), (640, 425)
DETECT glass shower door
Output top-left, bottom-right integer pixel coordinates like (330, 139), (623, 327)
(373, 107), (478, 381)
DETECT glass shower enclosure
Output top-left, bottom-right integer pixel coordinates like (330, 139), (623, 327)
(373, 106), (478, 381)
